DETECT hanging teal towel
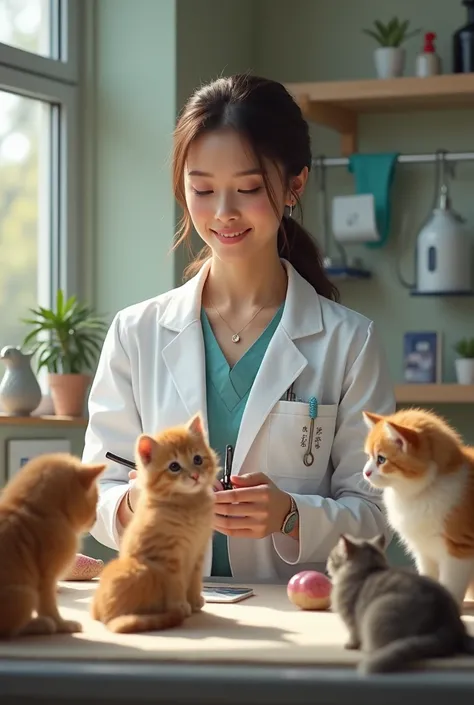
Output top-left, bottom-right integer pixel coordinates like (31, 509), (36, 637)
(348, 152), (399, 249)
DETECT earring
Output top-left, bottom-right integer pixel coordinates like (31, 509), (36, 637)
(288, 202), (293, 218)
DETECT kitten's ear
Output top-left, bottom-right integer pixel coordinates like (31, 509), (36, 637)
(79, 463), (106, 489)
(137, 435), (157, 466)
(187, 412), (205, 439)
(338, 534), (357, 559)
(384, 421), (419, 452)
(362, 411), (383, 429)
(370, 533), (386, 552)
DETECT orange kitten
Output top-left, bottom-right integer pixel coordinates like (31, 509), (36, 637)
(0, 453), (105, 638)
(362, 407), (474, 605)
(91, 413), (219, 633)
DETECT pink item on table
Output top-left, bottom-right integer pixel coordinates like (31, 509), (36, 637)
(62, 553), (104, 581)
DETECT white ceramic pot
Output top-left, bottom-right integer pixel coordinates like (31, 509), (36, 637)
(374, 47), (406, 79)
(455, 358), (474, 385)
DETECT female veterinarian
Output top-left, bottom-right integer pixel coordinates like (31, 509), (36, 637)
(82, 73), (396, 581)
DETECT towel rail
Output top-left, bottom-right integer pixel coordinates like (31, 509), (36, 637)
(312, 151), (474, 168)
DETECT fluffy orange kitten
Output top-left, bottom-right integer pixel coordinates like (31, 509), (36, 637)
(91, 413), (219, 633)
(0, 453), (105, 638)
(362, 407), (474, 605)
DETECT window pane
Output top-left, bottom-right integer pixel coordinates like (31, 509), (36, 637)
(0, 89), (51, 351)
(0, 0), (52, 58)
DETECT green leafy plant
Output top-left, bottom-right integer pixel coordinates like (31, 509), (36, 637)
(454, 337), (474, 359)
(363, 17), (420, 47)
(21, 290), (108, 374)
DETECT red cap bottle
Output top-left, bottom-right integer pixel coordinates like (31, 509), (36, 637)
(416, 31), (441, 77)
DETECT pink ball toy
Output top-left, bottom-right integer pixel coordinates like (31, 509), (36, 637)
(287, 570), (332, 610)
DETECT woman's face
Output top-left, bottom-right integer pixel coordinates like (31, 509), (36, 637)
(184, 128), (307, 264)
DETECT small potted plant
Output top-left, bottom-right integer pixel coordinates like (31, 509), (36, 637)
(21, 290), (108, 416)
(453, 337), (474, 385)
(363, 17), (421, 79)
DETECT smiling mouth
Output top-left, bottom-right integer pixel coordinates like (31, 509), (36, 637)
(211, 228), (251, 239)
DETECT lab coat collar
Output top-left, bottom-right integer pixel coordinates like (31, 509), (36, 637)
(159, 258), (324, 340)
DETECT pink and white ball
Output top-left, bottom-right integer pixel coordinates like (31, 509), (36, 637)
(287, 571), (332, 610)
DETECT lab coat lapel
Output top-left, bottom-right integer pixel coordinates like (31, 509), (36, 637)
(232, 261), (324, 473)
(162, 320), (207, 422)
(232, 328), (308, 472)
(160, 262), (211, 426)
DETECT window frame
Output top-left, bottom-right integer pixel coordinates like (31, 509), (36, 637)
(0, 0), (79, 84)
(0, 0), (81, 307)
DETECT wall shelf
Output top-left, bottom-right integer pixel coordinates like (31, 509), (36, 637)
(395, 384), (474, 404)
(0, 413), (88, 428)
(285, 74), (474, 155)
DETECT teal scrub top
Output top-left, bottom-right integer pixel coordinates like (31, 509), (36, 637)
(201, 305), (284, 577)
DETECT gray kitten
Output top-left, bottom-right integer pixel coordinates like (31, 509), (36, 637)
(327, 533), (474, 674)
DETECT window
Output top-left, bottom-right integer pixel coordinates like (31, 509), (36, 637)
(0, 0), (79, 389)
(0, 90), (48, 347)
(0, 0), (51, 58)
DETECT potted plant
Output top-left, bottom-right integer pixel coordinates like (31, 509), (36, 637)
(21, 290), (108, 417)
(453, 337), (474, 384)
(363, 17), (421, 79)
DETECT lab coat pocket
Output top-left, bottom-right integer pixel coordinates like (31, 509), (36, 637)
(266, 400), (338, 480)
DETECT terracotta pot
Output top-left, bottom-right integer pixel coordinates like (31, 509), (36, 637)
(48, 373), (91, 417)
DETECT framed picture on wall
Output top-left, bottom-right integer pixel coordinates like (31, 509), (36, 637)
(6, 439), (72, 481)
(403, 331), (442, 384)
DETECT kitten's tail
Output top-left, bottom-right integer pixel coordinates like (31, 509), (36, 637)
(359, 628), (462, 675)
(105, 608), (185, 634)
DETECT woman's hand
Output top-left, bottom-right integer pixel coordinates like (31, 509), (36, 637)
(127, 469), (141, 509)
(213, 472), (293, 539)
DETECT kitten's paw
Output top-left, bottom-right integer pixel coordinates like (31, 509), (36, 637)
(55, 619), (83, 634)
(168, 601), (192, 619)
(20, 616), (57, 636)
(344, 639), (360, 650)
(190, 595), (205, 612)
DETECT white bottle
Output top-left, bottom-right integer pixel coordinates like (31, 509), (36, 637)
(415, 32), (441, 77)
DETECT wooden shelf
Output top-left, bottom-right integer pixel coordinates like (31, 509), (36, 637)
(395, 384), (474, 404)
(285, 74), (474, 155)
(0, 413), (88, 428)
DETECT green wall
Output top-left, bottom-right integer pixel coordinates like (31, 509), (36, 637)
(78, 0), (256, 561)
(174, 0), (255, 282)
(87, 0), (178, 316)
(82, 0), (474, 413)
(76, 0), (473, 565)
(255, 0), (474, 444)
(84, 0), (255, 316)
(253, 0), (474, 567)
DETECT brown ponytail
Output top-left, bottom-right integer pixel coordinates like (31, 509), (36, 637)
(279, 216), (340, 302)
(172, 73), (340, 302)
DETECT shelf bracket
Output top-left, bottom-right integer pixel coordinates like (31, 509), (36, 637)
(297, 94), (358, 156)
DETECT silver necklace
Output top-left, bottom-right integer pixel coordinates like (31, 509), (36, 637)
(209, 300), (265, 343)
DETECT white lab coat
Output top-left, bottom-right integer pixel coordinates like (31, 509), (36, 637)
(83, 259), (396, 582)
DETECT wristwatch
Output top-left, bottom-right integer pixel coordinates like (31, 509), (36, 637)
(281, 495), (298, 535)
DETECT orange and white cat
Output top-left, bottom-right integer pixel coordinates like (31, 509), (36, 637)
(362, 407), (474, 606)
(0, 453), (105, 638)
(91, 413), (219, 633)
